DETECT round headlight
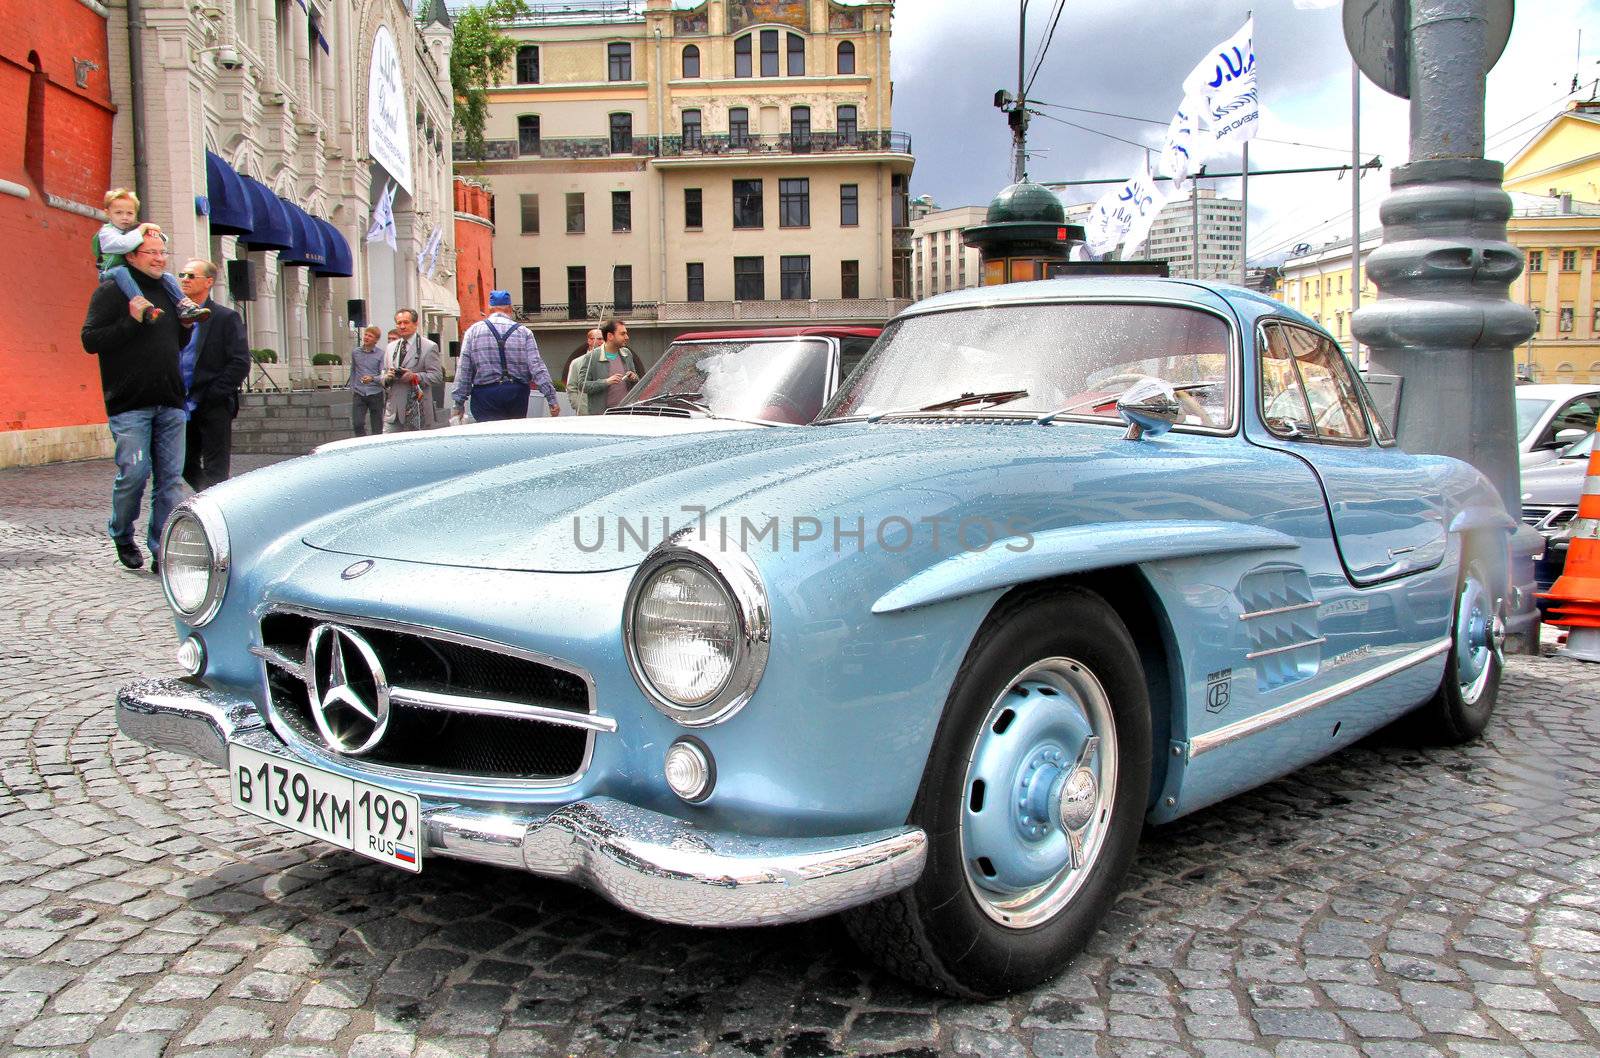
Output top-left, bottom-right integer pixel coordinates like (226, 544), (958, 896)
(161, 498), (229, 625)
(624, 541), (770, 726)
(632, 561), (738, 706)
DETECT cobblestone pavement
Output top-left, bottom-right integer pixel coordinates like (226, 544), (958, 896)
(3, 456), (1599, 1058)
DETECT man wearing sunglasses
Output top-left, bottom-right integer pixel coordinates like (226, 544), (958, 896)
(177, 260), (250, 490)
(80, 231), (188, 573)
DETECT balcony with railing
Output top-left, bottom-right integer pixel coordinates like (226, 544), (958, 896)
(457, 129), (913, 164)
(513, 297), (910, 326)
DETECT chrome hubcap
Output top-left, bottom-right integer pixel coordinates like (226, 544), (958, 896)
(1454, 575), (1501, 705)
(960, 659), (1117, 929)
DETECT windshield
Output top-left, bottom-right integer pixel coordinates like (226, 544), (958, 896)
(1516, 398), (1553, 442)
(820, 302), (1234, 428)
(617, 338), (832, 423)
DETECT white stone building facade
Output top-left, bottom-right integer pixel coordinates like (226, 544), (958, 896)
(910, 203), (983, 301)
(105, 0), (459, 379)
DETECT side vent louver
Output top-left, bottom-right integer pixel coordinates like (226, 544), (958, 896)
(1237, 566), (1324, 692)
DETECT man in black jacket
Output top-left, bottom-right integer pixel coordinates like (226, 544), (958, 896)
(80, 231), (188, 572)
(177, 259), (251, 490)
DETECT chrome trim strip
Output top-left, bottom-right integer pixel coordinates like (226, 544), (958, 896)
(249, 644), (302, 672)
(391, 686), (619, 733)
(255, 605), (606, 791)
(1238, 599), (1321, 620)
(1245, 636), (1328, 660)
(1189, 638), (1451, 759)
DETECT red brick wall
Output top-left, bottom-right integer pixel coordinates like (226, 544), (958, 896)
(454, 179), (495, 333)
(0, 0), (115, 435)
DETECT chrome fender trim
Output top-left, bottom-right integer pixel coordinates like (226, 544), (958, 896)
(1186, 638), (1451, 760)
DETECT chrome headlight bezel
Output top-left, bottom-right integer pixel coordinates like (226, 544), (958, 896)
(160, 495), (230, 626)
(623, 534), (770, 726)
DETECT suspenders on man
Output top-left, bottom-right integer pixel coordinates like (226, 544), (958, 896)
(467, 315), (533, 422)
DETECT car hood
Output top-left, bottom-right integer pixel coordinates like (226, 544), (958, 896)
(301, 422), (1128, 573)
(1520, 456), (1590, 506)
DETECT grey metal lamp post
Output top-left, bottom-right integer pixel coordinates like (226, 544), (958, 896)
(1346, 0), (1541, 650)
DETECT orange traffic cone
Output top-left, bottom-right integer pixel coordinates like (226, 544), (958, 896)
(1540, 445), (1600, 661)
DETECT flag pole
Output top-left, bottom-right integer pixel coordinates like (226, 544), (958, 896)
(1351, 58), (1362, 366)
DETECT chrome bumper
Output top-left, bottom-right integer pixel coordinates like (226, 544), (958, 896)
(116, 678), (927, 927)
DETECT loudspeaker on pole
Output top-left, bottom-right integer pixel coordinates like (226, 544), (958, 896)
(226, 259), (256, 302)
(347, 299), (366, 328)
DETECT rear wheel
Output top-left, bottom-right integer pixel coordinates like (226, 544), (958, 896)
(845, 588), (1151, 997)
(1413, 558), (1504, 743)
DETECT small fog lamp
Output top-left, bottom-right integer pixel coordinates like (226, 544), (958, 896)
(175, 636), (206, 676)
(663, 739), (715, 803)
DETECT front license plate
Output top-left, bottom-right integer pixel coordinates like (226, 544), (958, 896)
(229, 745), (422, 873)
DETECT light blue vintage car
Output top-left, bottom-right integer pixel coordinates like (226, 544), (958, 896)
(119, 277), (1514, 998)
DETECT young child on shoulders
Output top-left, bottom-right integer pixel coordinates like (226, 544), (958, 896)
(95, 188), (210, 324)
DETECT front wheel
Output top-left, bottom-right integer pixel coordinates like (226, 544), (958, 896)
(845, 588), (1152, 997)
(1412, 558), (1505, 743)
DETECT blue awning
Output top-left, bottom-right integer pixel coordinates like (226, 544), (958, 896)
(239, 176), (294, 251)
(313, 218), (353, 277)
(278, 201), (328, 268)
(204, 151), (255, 236)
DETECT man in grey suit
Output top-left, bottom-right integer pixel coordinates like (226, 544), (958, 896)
(382, 308), (441, 432)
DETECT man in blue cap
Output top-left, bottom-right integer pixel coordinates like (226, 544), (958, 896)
(451, 290), (562, 423)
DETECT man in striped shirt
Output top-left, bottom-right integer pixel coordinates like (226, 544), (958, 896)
(451, 290), (561, 423)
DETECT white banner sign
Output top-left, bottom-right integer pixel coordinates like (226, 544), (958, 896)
(367, 25), (413, 194)
(1182, 17), (1259, 156)
(1083, 157), (1170, 258)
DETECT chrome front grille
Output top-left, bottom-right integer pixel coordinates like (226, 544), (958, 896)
(1524, 505), (1577, 534)
(255, 609), (603, 785)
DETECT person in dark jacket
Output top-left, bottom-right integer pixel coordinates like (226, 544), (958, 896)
(80, 231), (188, 572)
(177, 259), (251, 490)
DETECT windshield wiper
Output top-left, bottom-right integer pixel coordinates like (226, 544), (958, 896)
(866, 389), (1030, 423)
(610, 390), (711, 414)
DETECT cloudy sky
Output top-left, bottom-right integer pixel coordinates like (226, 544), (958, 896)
(889, 0), (1600, 262)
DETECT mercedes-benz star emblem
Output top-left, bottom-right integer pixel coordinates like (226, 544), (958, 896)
(305, 623), (390, 755)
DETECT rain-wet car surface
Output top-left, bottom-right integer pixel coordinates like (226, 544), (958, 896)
(118, 277), (1515, 997)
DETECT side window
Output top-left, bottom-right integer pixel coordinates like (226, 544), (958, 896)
(1260, 325), (1313, 438)
(1545, 395), (1600, 444)
(838, 336), (873, 384)
(1262, 323), (1370, 443)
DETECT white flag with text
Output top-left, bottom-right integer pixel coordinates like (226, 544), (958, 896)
(1182, 17), (1258, 156)
(1083, 157), (1170, 257)
(366, 182), (398, 251)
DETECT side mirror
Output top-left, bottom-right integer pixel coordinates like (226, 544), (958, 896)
(1116, 378), (1181, 441)
(1554, 428), (1587, 446)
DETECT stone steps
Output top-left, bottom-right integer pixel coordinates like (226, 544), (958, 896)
(233, 389), (364, 455)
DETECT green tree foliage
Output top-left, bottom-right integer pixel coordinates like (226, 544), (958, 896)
(450, 0), (529, 160)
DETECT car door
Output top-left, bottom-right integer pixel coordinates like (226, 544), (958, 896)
(1524, 392), (1600, 470)
(1254, 321), (1447, 585)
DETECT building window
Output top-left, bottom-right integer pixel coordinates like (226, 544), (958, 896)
(612, 191), (631, 233)
(519, 193), (539, 234)
(515, 45), (539, 84)
(780, 255), (810, 300)
(686, 262), (705, 302)
(841, 259), (859, 299)
(521, 267), (540, 312)
(837, 40), (855, 74)
(608, 42), (632, 81)
(1594, 305), (1600, 332)
(682, 109), (702, 148)
(1529, 250), (1544, 272)
(682, 44), (700, 78)
(566, 192), (584, 233)
(517, 115), (540, 155)
(760, 29), (779, 76)
(779, 178), (809, 227)
(1562, 249), (1578, 272)
(614, 265), (633, 312)
(609, 112), (633, 154)
(734, 256), (764, 300)
(1561, 304), (1575, 332)
(836, 104), (858, 143)
(790, 106), (810, 150)
(787, 32), (805, 76)
(729, 107), (750, 147)
(733, 179), (763, 228)
(684, 187), (703, 229)
(734, 35), (752, 78)
(567, 266), (586, 317)
(840, 183), (859, 226)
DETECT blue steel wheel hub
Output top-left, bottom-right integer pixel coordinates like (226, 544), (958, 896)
(961, 657), (1118, 929)
(1454, 572), (1503, 705)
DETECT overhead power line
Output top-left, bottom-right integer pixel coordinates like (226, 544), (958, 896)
(1025, 0), (1069, 97)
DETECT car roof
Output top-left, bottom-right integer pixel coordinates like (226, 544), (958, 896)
(1516, 383), (1600, 399)
(671, 326), (882, 341)
(899, 276), (1282, 318)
